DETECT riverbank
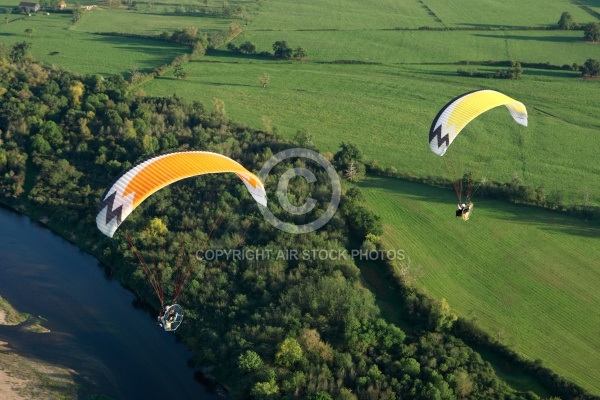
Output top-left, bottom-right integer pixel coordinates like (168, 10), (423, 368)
(0, 296), (78, 400)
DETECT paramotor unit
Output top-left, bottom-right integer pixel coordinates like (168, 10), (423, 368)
(157, 304), (184, 332)
(456, 202), (474, 221)
(428, 89), (528, 219)
(96, 151), (268, 331)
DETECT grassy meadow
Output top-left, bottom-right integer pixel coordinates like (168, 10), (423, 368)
(227, 29), (596, 64)
(245, 0), (440, 30)
(143, 56), (600, 206)
(0, 13), (188, 75)
(359, 175), (600, 393)
(424, 0), (597, 28)
(140, 0), (600, 208)
(70, 9), (233, 35)
(0, 0), (250, 75)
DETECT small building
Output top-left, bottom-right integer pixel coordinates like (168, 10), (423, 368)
(18, 1), (39, 12)
(58, 0), (66, 9)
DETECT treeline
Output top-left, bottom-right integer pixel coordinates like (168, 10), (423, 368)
(0, 43), (564, 399)
(226, 40), (309, 61)
(458, 60), (574, 71)
(89, 23), (245, 84)
(92, 23), (237, 51)
(456, 59), (600, 77)
(457, 62), (523, 79)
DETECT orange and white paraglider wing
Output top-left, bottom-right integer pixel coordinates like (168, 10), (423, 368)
(96, 151), (267, 238)
(429, 89), (528, 156)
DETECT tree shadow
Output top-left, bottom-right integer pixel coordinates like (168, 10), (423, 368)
(523, 69), (580, 78)
(154, 75), (257, 87)
(83, 34), (188, 73)
(472, 33), (583, 43)
(359, 175), (600, 238)
(204, 48), (274, 62)
(405, 69), (463, 77)
(200, 81), (257, 88)
(457, 23), (549, 30)
(358, 175), (455, 206)
(86, 34), (188, 52)
(135, 11), (229, 21)
(492, 203), (600, 238)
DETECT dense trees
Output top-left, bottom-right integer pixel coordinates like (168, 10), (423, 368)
(581, 58), (600, 77)
(273, 41), (293, 60)
(457, 61), (522, 79)
(226, 40), (308, 61)
(173, 65), (189, 79)
(584, 22), (600, 42)
(239, 41), (257, 55)
(557, 12), (577, 30)
(10, 41), (30, 64)
(292, 47), (308, 60)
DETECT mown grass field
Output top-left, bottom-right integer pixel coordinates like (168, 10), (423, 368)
(70, 9), (233, 35)
(141, 0), (600, 210)
(424, 0), (597, 28)
(358, 175), (600, 393)
(143, 56), (600, 206)
(0, 13), (188, 75)
(246, 0), (439, 30)
(232, 29), (596, 64)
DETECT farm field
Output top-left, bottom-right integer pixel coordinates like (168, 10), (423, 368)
(423, 0), (597, 28)
(0, 13), (188, 75)
(245, 0), (440, 30)
(232, 29), (597, 64)
(143, 56), (600, 206)
(358, 175), (600, 394)
(245, 0), (597, 30)
(70, 9), (233, 36)
(140, 0), (600, 210)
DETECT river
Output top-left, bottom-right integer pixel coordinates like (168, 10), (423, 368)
(0, 206), (218, 400)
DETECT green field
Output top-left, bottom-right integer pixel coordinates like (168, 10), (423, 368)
(142, 56), (600, 206)
(359, 175), (600, 393)
(71, 9), (233, 35)
(0, 13), (188, 75)
(246, 0), (440, 30)
(232, 29), (596, 64)
(139, 0), (600, 210)
(424, 0), (598, 28)
(245, 0), (598, 30)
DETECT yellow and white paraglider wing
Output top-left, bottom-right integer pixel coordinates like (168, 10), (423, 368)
(96, 151), (267, 238)
(429, 89), (528, 156)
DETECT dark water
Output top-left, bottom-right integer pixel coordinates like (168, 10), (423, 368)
(0, 206), (218, 400)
